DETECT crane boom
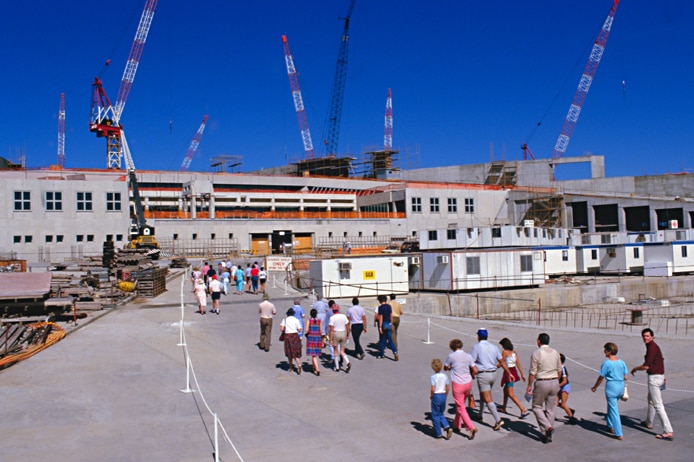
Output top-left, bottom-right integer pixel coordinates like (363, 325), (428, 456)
(324, 0), (356, 156)
(552, 0), (620, 159)
(180, 115), (209, 171)
(282, 35), (315, 159)
(114, 0), (158, 122)
(57, 93), (66, 168)
(384, 88), (393, 150)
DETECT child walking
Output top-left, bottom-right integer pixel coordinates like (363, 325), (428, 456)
(558, 353), (576, 424)
(430, 358), (453, 440)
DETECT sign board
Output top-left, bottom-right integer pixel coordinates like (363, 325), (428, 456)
(266, 257), (292, 272)
(363, 270), (376, 280)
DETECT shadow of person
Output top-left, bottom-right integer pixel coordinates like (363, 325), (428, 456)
(411, 412), (445, 439)
(503, 418), (544, 441)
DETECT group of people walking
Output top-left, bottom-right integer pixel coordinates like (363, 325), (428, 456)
(191, 261), (268, 314)
(429, 328), (674, 443)
(259, 293), (404, 376)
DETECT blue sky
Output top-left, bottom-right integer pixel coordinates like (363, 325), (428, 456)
(2, 0), (693, 179)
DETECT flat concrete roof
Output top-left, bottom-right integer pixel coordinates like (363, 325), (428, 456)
(2, 273), (692, 461)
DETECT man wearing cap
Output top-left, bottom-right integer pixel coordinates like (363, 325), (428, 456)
(526, 332), (562, 443)
(258, 293), (276, 352)
(471, 328), (511, 431)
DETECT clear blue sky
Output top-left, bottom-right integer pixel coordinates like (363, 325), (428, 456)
(2, 0), (692, 179)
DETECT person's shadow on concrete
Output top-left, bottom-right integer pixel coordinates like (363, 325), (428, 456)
(411, 412), (448, 439)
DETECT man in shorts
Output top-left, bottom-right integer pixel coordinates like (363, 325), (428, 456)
(471, 328), (511, 431)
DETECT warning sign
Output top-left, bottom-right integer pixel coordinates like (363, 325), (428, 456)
(363, 270), (376, 280)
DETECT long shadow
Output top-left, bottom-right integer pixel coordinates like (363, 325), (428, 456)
(411, 411), (450, 439)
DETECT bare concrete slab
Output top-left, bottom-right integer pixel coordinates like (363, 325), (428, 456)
(1, 274), (693, 461)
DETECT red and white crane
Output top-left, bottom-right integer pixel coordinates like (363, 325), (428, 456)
(90, 0), (158, 170)
(179, 115), (209, 171)
(57, 93), (66, 168)
(384, 88), (393, 150)
(282, 34), (315, 159)
(552, 0), (620, 159)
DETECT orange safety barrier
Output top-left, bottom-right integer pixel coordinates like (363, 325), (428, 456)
(144, 210), (406, 220)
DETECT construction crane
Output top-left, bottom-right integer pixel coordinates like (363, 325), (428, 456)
(282, 35), (316, 159)
(179, 115), (209, 171)
(57, 93), (66, 168)
(323, 0), (356, 156)
(552, 0), (620, 159)
(89, 0), (159, 257)
(384, 88), (393, 150)
(89, 0), (158, 170)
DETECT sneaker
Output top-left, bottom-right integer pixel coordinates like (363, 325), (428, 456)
(346, 363), (351, 373)
(493, 420), (505, 431)
(445, 427), (453, 440)
(545, 427), (553, 443)
(394, 353), (399, 362)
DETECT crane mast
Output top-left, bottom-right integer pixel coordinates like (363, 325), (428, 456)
(552, 0), (620, 159)
(384, 88), (393, 150)
(282, 35), (316, 159)
(324, 0), (356, 156)
(89, 0), (158, 169)
(180, 115), (209, 171)
(57, 93), (66, 168)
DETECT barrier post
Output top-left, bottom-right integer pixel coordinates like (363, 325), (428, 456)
(214, 413), (219, 462)
(423, 318), (433, 345)
(178, 272), (186, 347)
(180, 356), (195, 393)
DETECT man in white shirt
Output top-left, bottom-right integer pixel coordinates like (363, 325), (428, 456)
(347, 297), (367, 359)
(329, 303), (351, 373)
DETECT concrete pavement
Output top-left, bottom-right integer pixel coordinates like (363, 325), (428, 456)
(2, 272), (693, 461)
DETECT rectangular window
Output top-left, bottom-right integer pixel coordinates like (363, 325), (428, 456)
(56, 235), (64, 243)
(46, 235), (53, 243)
(562, 250), (569, 261)
(25, 235), (33, 243)
(492, 227), (501, 238)
(13, 235), (21, 243)
(464, 197), (474, 213)
(76, 235), (84, 242)
(106, 234), (113, 242)
(411, 197), (422, 213)
(430, 197), (440, 213)
(46, 191), (63, 211)
(77, 192), (93, 211)
(115, 234), (123, 241)
(591, 249), (598, 260)
(173, 233), (179, 240)
(683, 246), (689, 258)
(447, 198), (457, 213)
(520, 255), (533, 272)
(87, 235), (94, 242)
(428, 230), (438, 241)
(106, 192), (122, 211)
(633, 248), (640, 259)
(14, 191), (31, 211)
(447, 229), (456, 240)
(466, 256), (480, 275)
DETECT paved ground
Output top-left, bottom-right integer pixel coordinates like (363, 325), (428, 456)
(2, 273), (693, 462)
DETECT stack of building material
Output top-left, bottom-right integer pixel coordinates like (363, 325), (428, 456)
(132, 267), (168, 298)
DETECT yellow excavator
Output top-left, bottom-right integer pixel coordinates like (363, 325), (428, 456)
(125, 170), (160, 259)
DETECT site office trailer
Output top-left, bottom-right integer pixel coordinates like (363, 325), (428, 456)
(532, 246), (577, 277)
(419, 248), (545, 292)
(643, 241), (694, 275)
(575, 243), (645, 274)
(309, 255), (409, 299)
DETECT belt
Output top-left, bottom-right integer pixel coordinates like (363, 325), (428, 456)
(479, 370), (496, 373)
(536, 378), (558, 381)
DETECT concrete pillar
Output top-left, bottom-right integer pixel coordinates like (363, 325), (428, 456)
(191, 196), (197, 220)
(209, 195), (215, 219)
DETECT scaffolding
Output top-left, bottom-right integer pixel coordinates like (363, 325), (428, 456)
(210, 155), (243, 173)
(353, 148), (400, 179)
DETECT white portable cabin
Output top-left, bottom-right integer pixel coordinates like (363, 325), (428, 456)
(575, 243), (644, 274)
(419, 225), (575, 250)
(416, 248), (545, 292)
(407, 254), (424, 290)
(309, 256), (409, 299)
(532, 246), (577, 277)
(643, 241), (694, 276)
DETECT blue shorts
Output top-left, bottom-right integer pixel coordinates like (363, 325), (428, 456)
(560, 383), (571, 394)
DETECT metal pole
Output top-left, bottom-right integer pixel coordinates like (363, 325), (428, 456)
(423, 318), (433, 345)
(214, 413), (219, 462)
(537, 298), (541, 326)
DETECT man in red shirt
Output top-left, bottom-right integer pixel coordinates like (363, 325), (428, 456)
(631, 328), (673, 440)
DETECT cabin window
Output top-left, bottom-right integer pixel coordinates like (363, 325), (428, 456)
(428, 230), (438, 241)
(447, 229), (456, 240)
(466, 257), (480, 275)
(520, 255), (533, 272)
(683, 246), (689, 258)
(591, 249), (598, 260)
(492, 228), (501, 238)
(562, 250), (569, 261)
(633, 248), (640, 259)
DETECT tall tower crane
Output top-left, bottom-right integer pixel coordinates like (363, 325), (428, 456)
(89, 0), (158, 170)
(323, 0), (356, 156)
(384, 88), (393, 150)
(57, 93), (66, 168)
(180, 115), (209, 171)
(552, 0), (620, 159)
(282, 35), (315, 159)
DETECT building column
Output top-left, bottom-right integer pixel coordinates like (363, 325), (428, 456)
(191, 196), (197, 220)
(209, 195), (215, 219)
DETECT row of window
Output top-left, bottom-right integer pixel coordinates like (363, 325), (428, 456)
(412, 197), (474, 213)
(462, 255), (534, 274)
(13, 234), (124, 244)
(14, 191), (122, 212)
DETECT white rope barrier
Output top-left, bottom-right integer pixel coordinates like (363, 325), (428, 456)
(177, 268), (245, 462)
